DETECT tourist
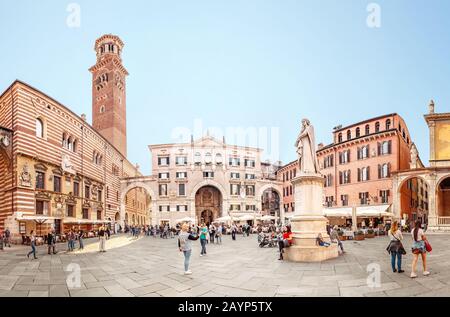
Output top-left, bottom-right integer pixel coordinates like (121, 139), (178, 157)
(27, 230), (38, 259)
(178, 223), (199, 275)
(330, 225), (345, 254)
(209, 224), (215, 244)
(387, 221), (405, 273)
(316, 233), (330, 247)
(106, 227), (111, 240)
(276, 228), (284, 260)
(67, 229), (75, 252)
(216, 224), (223, 244)
(199, 224), (208, 256)
(0, 230), (4, 250)
(4, 227), (11, 248)
(99, 225), (106, 252)
(231, 224), (237, 240)
(47, 230), (57, 255)
(410, 220), (430, 278)
(78, 229), (84, 250)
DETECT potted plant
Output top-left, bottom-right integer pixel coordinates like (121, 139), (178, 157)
(354, 230), (365, 241)
(366, 228), (375, 238)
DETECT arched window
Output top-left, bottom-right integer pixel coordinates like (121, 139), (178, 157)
(215, 153), (223, 164)
(356, 127), (360, 138)
(386, 119), (391, 130)
(36, 118), (44, 138)
(375, 122), (380, 133)
(100, 105), (105, 113)
(194, 152), (201, 164)
(338, 133), (343, 143)
(362, 146), (369, 159)
(347, 130), (351, 140)
(382, 141), (390, 154)
(62, 133), (67, 148)
(382, 164), (389, 178)
(67, 137), (73, 151)
(365, 124), (370, 135)
(72, 139), (77, 152)
(205, 152), (212, 164)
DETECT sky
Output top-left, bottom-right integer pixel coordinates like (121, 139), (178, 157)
(1, 0), (450, 175)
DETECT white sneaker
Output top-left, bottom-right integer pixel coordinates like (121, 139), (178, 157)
(423, 271), (430, 276)
(410, 272), (418, 278)
(184, 271), (192, 275)
(200, 254), (203, 257)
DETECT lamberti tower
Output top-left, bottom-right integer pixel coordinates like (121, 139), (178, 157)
(89, 34), (128, 157)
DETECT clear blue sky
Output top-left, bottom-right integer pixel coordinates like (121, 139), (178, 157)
(1, 0), (449, 175)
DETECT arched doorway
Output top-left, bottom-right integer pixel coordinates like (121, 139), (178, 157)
(437, 176), (450, 218)
(195, 186), (222, 225)
(399, 176), (429, 227)
(123, 186), (152, 227)
(262, 188), (280, 222)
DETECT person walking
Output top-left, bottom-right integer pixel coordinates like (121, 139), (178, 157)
(231, 224), (237, 241)
(67, 230), (74, 252)
(47, 230), (57, 255)
(387, 221), (405, 273)
(4, 228), (11, 248)
(106, 227), (111, 240)
(27, 230), (38, 259)
(330, 225), (345, 254)
(216, 224), (223, 244)
(199, 224), (208, 256)
(209, 224), (215, 244)
(411, 220), (430, 278)
(178, 223), (199, 275)
(78, 229), (84, 250)
(0, 230), (4, 251)
(98, 226), (106, 252)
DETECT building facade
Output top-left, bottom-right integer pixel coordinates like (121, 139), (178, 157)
(0, 35), (148, 240)
(120, 136), (282, 226)
(276, 160), (297, 214)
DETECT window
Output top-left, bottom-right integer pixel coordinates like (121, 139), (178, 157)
(230, 204), (241, 211)
(36, 118), (44, 138)
(176, 172), (187, 179)
(97, 210), (102, 220)
(158, 156), (170, 166)
(159, 184), (168, 196)
(347, 130), (351, 140)
(36, 201), (48, 215)
(380, 190), (390, 204)
(356, 127), (360, 138)
(230, 184), (241, 196)
(203, 171), (214, 178)
(358, 146), (369, 160)
(229, 157), (240, 166)
(339, 150), (350, 164)
(67, 205), (74, 217)
(339, 170), (351, 184)
(84, 185), (91, 199)
(359, 192), (369, 205)
(100, 105), (105, 113)
(178, 183), (186, 196)
(244, 159), (256, 168)
(175, 156), (188, 165)
(324, 174), (333, 187)
(98, 190), (102, 201)
(36, 172), (45, 190)
(177, 205), (188, 212)
(73, 182), (79, 196)
(82, 209), (89, 219)
(386, 119), (391, 130)
(230, 172), (240, 179)
(215, 153), (223, 164)
(341, 195), (349, 206)
(246, 205), (256, 211)
(375, 122), (380, 132)
(158, 172), (170, 179)
(324, 154), (334, 168)
(159, 205), (170, 212)
(325, 196), (334, 207)
(205, 153), (212, 164)
(365, 124), (370, 135)
(378, 163), (390, 178)
(338, 133), (343, 143)
(54, 176), (61, 193)
(378, 141), (392, 155)
(194, 152), (201, 164)
(358, 167), (370, 182)
(245, 173), (255, 180)
(246, 185), (255, 196)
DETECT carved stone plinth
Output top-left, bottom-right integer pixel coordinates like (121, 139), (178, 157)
(284, 174), (338, 262)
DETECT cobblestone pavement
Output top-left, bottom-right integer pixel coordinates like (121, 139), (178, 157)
(1, 233), (450, 297)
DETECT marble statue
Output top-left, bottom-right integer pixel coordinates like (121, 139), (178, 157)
(410, 143), (419, 169)
(295, 119), (320, 174)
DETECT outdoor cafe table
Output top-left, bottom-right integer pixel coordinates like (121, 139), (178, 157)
(343, 230), (354, 239)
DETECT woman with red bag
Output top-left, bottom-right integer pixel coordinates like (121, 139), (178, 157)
(410, 220), (431, 278)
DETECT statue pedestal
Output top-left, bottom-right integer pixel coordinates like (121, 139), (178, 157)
(284, 174), (339, 262)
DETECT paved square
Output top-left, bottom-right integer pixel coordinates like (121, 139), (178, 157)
(0, 233), (449, 297)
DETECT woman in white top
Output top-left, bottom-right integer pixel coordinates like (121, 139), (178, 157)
(27, 230), (38, 259)
(387, 221), (405, 273)
(410, 220), (430, 278)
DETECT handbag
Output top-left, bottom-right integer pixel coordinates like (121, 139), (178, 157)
(283, 239), (290, 248)
(425, 240), (432, 252)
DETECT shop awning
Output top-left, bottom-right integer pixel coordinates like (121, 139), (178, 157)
(63, 218), (112, 224)
(357, 204), (392, 217)
(284, 213), (295, 219)
(323, 207), (352, 217)
(16, 215), (60, 222)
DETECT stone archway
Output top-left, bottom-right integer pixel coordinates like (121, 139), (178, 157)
(120, 181), (155, 228)
(195, 186), (222, 225)
(397, 175), (429, 225)
(436, 175), (450, 218)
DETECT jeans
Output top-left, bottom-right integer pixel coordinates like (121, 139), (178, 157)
(99, 237), (106, 252)
(391, 251), (402, 271)
(48, 244), (56, 254)
(319, 241), (330, 247)
(216, 235), (222, 244)
(79, 238), (84, 249)
(200, 239), (207, 255)
(183, 250), (191, 272)
(232, 232), (236, 240)
(337, 240), (344, 252)
(28, 242), (37, 258)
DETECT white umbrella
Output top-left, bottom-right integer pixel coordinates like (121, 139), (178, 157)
(239, 215), (254, 221)
(261, 215), (276, 221)
(177, 217), (195, 223)
(216, 216), (232, 222)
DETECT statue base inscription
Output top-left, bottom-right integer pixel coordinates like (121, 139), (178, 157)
(284, 174), (339, 262)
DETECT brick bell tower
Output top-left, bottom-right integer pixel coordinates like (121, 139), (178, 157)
(89, 34), (128, 157)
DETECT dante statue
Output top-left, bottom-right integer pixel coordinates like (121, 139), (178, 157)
(410, 143), (419, 169)
(295, 119), (320, 174)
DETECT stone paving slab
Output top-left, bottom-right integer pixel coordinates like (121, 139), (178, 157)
(1, 234), (450, 297)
